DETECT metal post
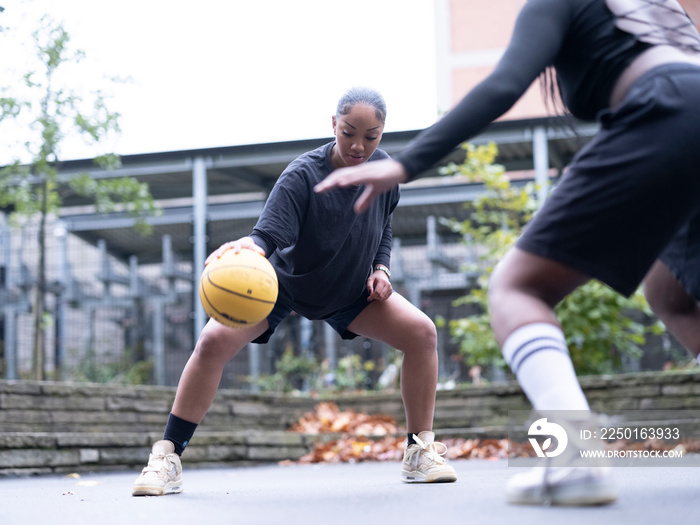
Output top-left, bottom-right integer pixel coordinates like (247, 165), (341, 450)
(323, 323), (337, 389)
(248, 343), (261, 392)
(299, 318), (313, 392)
(86, 306), (96, 370)
(2, 215), (17, 379)
(54, 221), (68, 379)
(1, 213), (8, 286)
(129, 255), (139, 297)
(192, 156), (208, 338)
(3, 306), (17, 379)
(533, 126), (550, 205)
(324, 323), (337, 370)
(153, 299), (165, 385)
(162, 234), (174, 277)
(98, 239), (110, 294)
(427, 215), (439, 278)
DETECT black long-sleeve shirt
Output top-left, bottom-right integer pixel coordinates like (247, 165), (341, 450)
(250, 142), (399, 319)
(395, 0), (676, 180)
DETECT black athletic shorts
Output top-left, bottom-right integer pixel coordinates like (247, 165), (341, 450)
(251, 284), (371, 344)
(517, 64), (700, 300)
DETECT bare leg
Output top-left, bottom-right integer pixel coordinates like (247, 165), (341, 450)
(348, 293), (437, 432)
(489, 247), (591, 412)
(171, 318), (268, 423)
(644, 260), (700, 358)
(491, 249), (618, 504)
(489, 248), (589, 344)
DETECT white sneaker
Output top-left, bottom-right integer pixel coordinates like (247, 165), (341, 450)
(506, 465), (617, 506)
(132, 440), (183, 496)
(507, 414), (617, 506)
(401, 431), (458, 483)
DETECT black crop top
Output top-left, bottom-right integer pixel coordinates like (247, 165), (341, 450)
(395, 0), (694, 180)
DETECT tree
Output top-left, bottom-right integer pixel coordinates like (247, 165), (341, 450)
(439, 142), (664, 376)
(0, 15), (159, 380)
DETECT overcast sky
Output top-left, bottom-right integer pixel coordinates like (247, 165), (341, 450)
(0, 0), (438, 163)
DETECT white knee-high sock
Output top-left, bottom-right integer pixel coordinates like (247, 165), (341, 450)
(502, 322), (589, 412)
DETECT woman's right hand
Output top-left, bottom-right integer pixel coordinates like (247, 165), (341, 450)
(204, 237), (265, 266)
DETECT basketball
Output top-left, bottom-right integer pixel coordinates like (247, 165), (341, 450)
(199, 248), (278, 328)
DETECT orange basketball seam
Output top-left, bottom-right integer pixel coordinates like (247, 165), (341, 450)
(208, 263), (277, 281)
(201, 300), (246, 321)
(203, 276), (276, 305)
(199, 282), (257, 325)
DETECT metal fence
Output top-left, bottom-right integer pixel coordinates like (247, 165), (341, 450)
(0, 212), (475, 390)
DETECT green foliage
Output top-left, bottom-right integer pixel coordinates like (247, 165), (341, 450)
(69, 174), (159, 235)
(440, 142), (664, 376)
(0, 96), (23, 120)
(0, 15), (159, 229)
(254, 349), (320, 394)
(252, 350), (377, 394)
(0, 14), (161, 379)
(69, 349), (153, 385)
(330, 355), (374, 391)
(555, 281), (664, 374)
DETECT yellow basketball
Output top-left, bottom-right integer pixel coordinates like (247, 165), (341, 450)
(199, 248), (278, 328)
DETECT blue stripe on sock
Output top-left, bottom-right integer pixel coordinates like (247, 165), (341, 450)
(511, 344), (570, 375)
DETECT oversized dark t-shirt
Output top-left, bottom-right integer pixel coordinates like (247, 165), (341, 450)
(249, 142), (399, 319)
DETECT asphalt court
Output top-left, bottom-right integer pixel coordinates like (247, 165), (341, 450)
(1, 459), (699, 525)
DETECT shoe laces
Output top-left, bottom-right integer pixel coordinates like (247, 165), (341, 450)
(142, 452), (178, 476)
(407, 434), (449, 466)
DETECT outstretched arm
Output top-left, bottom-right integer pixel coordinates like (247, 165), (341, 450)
(315, 0), (569, 211)
(315, 159), (408, 213)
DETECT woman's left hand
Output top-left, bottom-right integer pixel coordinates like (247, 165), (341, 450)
(314, 159), (408, 213)
(367, 270), (392, 301)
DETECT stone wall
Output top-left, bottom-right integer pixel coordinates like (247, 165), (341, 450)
(1, 369), (700, 476)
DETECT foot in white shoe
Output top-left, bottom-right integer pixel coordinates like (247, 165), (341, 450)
(507, 415), (617, 506)
(401, 431), (458, 483)
(507, 465), (617, 506)
(132, 440), (183, 496)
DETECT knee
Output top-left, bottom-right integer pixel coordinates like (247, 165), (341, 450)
(403, 315), (438, 354)
(420, 318), (438, 350)
(192, 326), (231, 363)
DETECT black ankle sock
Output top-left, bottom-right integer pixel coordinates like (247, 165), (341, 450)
(164, 413), (198, 456)
(407, 433), (417, 446)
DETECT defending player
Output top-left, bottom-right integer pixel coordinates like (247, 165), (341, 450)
(316, 0), (700, 506)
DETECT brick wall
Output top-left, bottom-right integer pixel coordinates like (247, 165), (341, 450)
(1, 370), (699, 476)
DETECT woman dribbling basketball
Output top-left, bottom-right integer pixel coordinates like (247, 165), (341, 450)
(132, 87), (457, 497)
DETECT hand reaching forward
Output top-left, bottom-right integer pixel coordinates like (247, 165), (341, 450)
(314, 159), (409, 213)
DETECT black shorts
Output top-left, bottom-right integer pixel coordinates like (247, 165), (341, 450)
(251, 285), (371, 344)
(517, 64), (700, 300)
